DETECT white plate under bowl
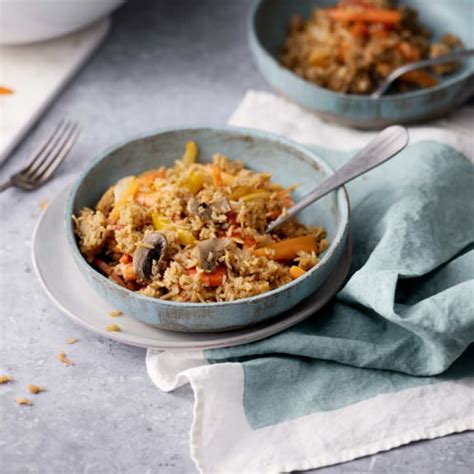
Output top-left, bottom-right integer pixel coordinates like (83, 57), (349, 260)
(32, 188), (352, 351)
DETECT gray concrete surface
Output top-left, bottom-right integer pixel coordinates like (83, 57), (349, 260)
(0, 0), (472, 472)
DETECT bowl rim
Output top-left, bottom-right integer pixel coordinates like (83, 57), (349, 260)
(248, 0), (474, 103)
(65, 125), (350, 308)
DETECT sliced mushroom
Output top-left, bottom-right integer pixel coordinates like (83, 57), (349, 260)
(187, 198), (212, 221)
(212, 196), (231, 214)
(133, 232), (168, 281)
(195, 238), (233, 271)
(187, 196), (231, 221)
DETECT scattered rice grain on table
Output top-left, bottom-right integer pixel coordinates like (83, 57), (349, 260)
(27, 384), (46, 394)
(57, 351), (75, 366)
(16, 397), (33, 406)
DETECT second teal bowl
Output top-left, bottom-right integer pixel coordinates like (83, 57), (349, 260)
(249, 0), (474, 129)
(65, 127), (349, 332)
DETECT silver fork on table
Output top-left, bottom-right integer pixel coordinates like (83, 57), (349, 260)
(0, 121), (80, 192)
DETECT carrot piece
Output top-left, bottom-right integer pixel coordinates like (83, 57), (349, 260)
(254, 236), (317, 261)
(188, 266), (227, 287)
(231, 231), (257, 249)
(212, 165), (223, 187)
(350, 22), (368, 38)
(243, 236), (257, 249)
(290, 266), (306, 279)
(119, 254), (132, 264)
(327, 7), (401, 25)
(0, 86), (14, 95)
(401, 70), (438, 88)
(122, 263), (137, 281)
(137, 169), (166, 186)
(397, 42), (421, 62)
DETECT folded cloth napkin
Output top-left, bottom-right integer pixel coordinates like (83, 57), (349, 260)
(147, 91), (474, 473)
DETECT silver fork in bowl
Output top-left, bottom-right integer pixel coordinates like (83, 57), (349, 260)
(0, 120), (80, 192)
(266, 125), (409, 233)
(371, 49), (474, 99)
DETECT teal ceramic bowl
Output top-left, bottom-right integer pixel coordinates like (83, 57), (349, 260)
(65, 127), (349, 333)
(249, 0), (474, 129)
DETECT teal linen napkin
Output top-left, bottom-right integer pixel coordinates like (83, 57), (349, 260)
(205, 140), (474, 429)
(147, 92), (474, 473)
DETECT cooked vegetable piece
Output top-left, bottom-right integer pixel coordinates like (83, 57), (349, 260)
(240, 191), (270, 202)
(0, 86), (14, 95)
(220, 171), (235, 186)
(182, 141), (198, 166)
(195, 238), (232, 271)
(151, 212), (196, 246)
(327, 7), (401, 24)
(290, 266), (306, 279)
(137, 169), (166, 186)
(188, 266), (227, 287)
(254, 236), (317, 261)
(109, 177), (139, 222)
(212, 165), (223, 187)
(401, 70), (438, 88)
(185, 172), (206, 194)
(133, 232), (168, 281)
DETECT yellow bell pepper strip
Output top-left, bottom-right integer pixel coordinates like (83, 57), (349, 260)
(290, 266), (306, 279)
(240, 191), (270, 202)
(231, 186), (257, 200)
(220, 171), (235, 186)
(109, 177), (139, 222)
(151, 212), (196, 246)
(254, 236), (317, 261)
(182, 141), (198, 166)
(185, 171), (206, 194)
(176, 229), (196, 246)
(151, 212), (170, 230)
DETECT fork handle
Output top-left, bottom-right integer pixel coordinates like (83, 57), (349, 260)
(266, 126), (409, 233)
(0, 179), (12, 192)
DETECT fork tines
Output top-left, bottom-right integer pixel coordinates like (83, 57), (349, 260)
(21, 120), (80, 186)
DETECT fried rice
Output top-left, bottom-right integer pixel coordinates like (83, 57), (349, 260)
(280, 0), (464, 95)
(73, 142), (328, 303)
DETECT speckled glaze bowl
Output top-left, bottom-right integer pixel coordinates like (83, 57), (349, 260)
(65, 127), (349, 332)
(249, 0), (474, 129)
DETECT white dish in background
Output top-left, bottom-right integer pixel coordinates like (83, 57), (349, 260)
(0, 0), (124, 45)
(32, 188), (352, 351)
(0, 18), (110, 163)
